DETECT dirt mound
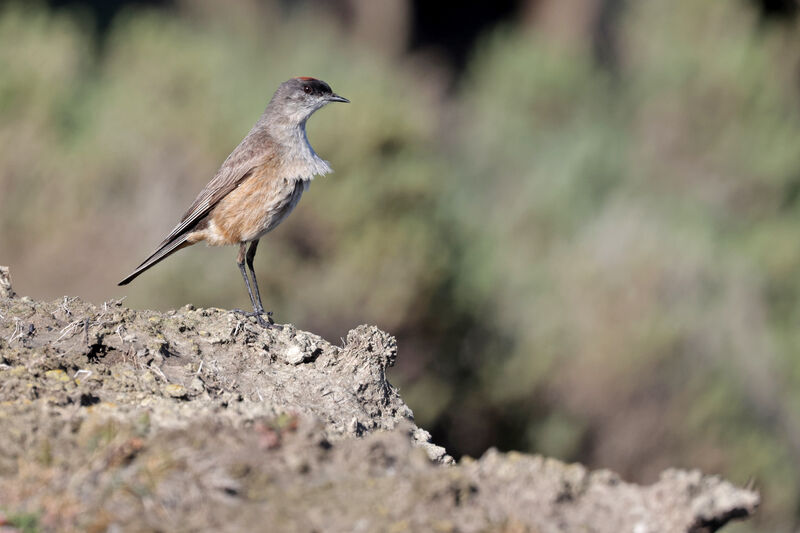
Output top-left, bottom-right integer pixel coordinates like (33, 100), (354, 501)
(0, 267), (758, 532)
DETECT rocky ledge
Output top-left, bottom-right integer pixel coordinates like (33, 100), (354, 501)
(0, 266), (758, 532)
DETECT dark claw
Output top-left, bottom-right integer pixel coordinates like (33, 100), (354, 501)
(232, 309), (278, 328)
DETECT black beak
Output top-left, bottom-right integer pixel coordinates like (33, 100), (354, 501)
(328, 93), (350, 103)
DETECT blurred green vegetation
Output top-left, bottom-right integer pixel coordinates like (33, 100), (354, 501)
(2, 0), (800, 530)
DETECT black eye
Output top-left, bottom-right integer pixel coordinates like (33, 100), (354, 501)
(303, 85), (312, 94)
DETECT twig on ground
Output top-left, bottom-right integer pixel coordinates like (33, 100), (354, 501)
(6, 318), (24, 343)
(148, 364), (168, 383)
(55, 319), (82, 343)
(59, 296), (78, 318)
(74, 369), (92, 380)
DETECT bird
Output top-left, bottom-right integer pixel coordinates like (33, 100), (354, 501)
(118, 77), (349, 327)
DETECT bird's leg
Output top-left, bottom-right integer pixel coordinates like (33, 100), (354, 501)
(234, 242), (272, 327)
(237, 243), (258, 310)
(245, 240), (268, 315)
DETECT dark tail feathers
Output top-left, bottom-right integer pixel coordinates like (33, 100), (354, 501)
(118, 237), (191, 286)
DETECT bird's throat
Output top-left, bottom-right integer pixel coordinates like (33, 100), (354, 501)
(278, 121), (333, 182)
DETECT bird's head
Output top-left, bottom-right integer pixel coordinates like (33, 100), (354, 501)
(267, 77), (349, 124)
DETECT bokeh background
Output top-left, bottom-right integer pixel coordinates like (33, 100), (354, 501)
(2, 0), (800, 529)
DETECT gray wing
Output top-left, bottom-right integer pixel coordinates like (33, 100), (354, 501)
(158, 133), (274, 246)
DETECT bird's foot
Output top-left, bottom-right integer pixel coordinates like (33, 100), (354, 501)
(232, 309), (280, 329)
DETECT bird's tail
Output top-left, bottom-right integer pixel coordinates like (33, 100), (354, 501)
(118, 236), (192, 286)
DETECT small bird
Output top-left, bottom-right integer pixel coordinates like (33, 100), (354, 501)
(118, 77), (349, 327)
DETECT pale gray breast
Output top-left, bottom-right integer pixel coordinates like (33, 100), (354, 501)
(258, 178), (307, 238)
